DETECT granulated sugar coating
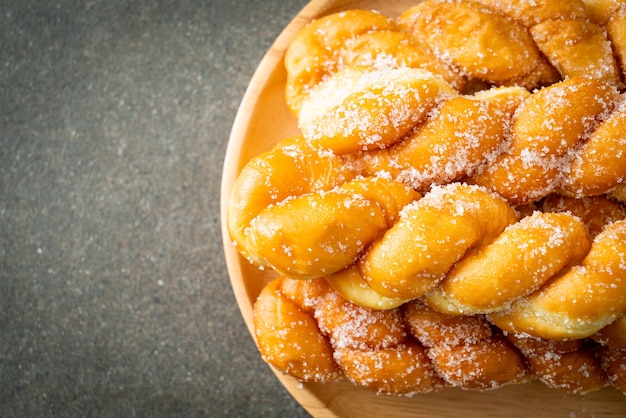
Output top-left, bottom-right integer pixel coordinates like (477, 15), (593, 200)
(228, 0), (626, 399)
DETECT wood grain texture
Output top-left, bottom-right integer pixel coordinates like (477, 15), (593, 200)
(220, 0), (626, 416)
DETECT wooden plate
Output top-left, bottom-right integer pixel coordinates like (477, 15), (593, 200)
(220, 0), (626, 416)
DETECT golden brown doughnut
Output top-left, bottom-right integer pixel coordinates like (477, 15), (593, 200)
(284, 10), (397, 115)
(425, 211), (591, 315)
(403, 300), (530, 390)
(253, 277), (340, 382)
(298, 66), (455, 155)
(226, 136), (356, 268)
(313, 286), (446, 395)
(398, 0), (560, 88)
(232, 1), (626, 397)
(506, 334), (608, 394)
(356, 86), (529, 192)
(359, 183), (517, 300)
(489, 219), (626, 340)
(249, 175), (419, 279)
(470, 77), (621, 204)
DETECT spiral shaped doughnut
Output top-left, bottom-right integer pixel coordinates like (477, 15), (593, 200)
(506, 334), (608, 394)
(226, 136), (356, 268)
(356, 86), (529, 192)
(561, 95), (626, 197)
(248, 174), (419, 279)
(359, 183), (517, 300)
(472, 0), (623, 87)
(469, 76), (621, 204)
(397, 0), (561, 88)
(403, 300), (529, 390)
(298, 66), (455, 155)
(253, 277), (340, 382)
(489, 218), (626, 340)
(425, 211), (592, 315)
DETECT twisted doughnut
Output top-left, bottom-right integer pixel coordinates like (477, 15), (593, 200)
(359, 183), (516, 300)
(489, 218), (626, 340)
(356, 86), (529, 193)
(254, 277), (617, 395)
(284, 9), (466, 115)
(403, 300), (530, 390)
(253, 277), (340, 382)
(226, 136), (356, 268)
(425, 211), (592, 315)
(298, 66), (455, 155)
(469, 77), (621, 204)
(506, 334), (608, 394)
(397, 0), (561, 88)
(229, 0), (626, 398)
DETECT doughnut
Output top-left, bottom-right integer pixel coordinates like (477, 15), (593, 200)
(403, 300), (530, 390)
(489, 218), (626, 340)
(469, 77), (621, 204)
(248, 175), (418, 279)
(227, 0), (626, 397)
(356, 86), (529, 192)
(425, 211), (592, 315)
(298, 66), (455, 155)
(226, 136), (356, 268)
(253, 277), (340, 382)
(506, 334), (608, 394)
(359, 183), (517, 300)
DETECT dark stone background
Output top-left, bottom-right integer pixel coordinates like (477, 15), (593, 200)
(1, 0), (310, 416)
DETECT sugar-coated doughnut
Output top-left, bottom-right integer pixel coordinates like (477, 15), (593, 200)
(230, 0), (626, 397)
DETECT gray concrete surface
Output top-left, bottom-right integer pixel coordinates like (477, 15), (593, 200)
(1, 0), (311, 416)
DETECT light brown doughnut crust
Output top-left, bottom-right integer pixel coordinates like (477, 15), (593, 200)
(253, 278), (341, 382)
(298, 66), (455, 155)
(403, 300), (530, 390)
(425, 211), (592, 315)
(470, 77), (620, 204)
(489, 219), (626, 340)
(284, 10), (397, 115)
(359, 183), (517, 300)
(507, 334), (608, 394)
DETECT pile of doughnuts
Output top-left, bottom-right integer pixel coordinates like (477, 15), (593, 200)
(226, 0), (626, 396)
